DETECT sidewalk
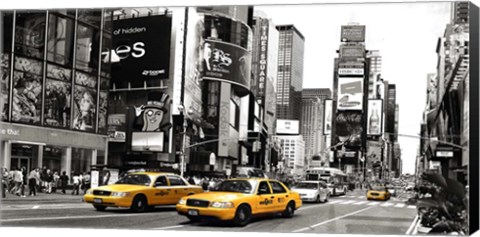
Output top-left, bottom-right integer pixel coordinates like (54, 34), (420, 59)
(1, 191), (85, 205)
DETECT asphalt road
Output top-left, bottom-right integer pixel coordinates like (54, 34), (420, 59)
(0, 190), (417, 235)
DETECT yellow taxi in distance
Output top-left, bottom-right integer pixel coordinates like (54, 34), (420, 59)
(84, 172), (203, 212)
(176, 178), (302, 226)
(366, 185), (391, 201)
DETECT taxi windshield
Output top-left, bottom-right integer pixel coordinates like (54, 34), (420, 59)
(295, 183), (318, 189)
(115, 174), (151, 186)
(211, 180), (254, 194)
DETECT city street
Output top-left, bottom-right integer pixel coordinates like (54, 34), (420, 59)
(0, 190), (417, 235)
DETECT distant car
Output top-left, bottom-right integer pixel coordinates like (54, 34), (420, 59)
(84, 172), (203, 212)
(291, 180), (330, 203)
(385, 184), (396, 197)
(367, 185), (391, 201)
(176, 178), (302, 226)
(405, 183), (415, 192)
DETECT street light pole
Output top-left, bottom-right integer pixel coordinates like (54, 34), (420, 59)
(180, 117), (187, 177)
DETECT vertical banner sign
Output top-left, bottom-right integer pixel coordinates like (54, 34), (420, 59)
(111, 15), (172, 81)
(334, 111), (363, 147)
(218, 83), (231, 157)
(324, 99), (332, 135)
(367, 99), (383, 136)
(257, 19), (269, 99)
(337, 77), (363, 110)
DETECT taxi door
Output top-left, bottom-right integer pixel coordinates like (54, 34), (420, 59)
(268, 181), (290, 212)
(152, 175), (174, 205)
(255, 181), (274, 214)
(166, 175), (189, 203)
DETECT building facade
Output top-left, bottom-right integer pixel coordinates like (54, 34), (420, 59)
(301, 88), (331, 168)
(276, 135), (305, 177)
(1, 9), (112, 179)
(275, 25), (304, 121)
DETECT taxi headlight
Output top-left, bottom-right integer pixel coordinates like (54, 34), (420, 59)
(178, 198), (187, 205)
(111, 192), (130, 197)
(211, 201), (234, 208)
(86, 189), (93, 195)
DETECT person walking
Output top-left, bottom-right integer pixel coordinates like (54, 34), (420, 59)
(19, 166), (27, 197)
(71, 173), (80, 195)
(12, 167), (23, 196)
(52, 171), (60, 193)
(82, 172), (90, 194)
(1, 168), (8, 198)
(45, 169), (53, 193)
(28, 168), (40, 196)
(59, 171), (69, 194)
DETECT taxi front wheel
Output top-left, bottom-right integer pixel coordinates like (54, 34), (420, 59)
(282, 202), (295, 218)
(131, 195), (147, 212)
(233, 204), (252, 227)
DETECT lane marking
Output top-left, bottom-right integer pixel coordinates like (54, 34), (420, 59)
(367, 202), (379, 206)
(327, 200), (343, 204)
(0, 212), (161, 223)
(407, 205), (416, 209)
(405, 215), (419, 235)
(380, 203), (393, 207)
(395, 203), (406, 208)
(292, 206), (374, 233)
(353, 201), (367, 205)
(32, 205), (39, 209)
(152, 225), (184, 230)
(339, 200), (355, 205)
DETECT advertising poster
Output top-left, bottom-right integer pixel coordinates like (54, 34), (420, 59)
(276, 119), (300, 135)
(44, 79), (71, 128)
(367, 99), (383, 136)
(72, 86), (96, 132)
(323, 99), (332, 135)
(218, 82), (231, 157)
(367, 140), (383, 167)
(340, 25), (366, 42)
(98, 91), (108, 133)
(47, 64), (71, 81)
(111, 15), (171, 80)
(334, 111), (362, 147)
(202, 39), (251, 90)
(183, 9), (205, 120)
(337, 77), (363, 110)
(1, 53), (10, 120)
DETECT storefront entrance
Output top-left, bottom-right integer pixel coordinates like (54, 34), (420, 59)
(10, 157), (30, 171)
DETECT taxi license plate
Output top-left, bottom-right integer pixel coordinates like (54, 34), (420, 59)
(188, 209), (199, 216)
(94, 198), (103, 204)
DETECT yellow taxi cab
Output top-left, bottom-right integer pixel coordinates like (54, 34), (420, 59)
(84, 172), (203, 212)
(176, 178), (302, 226)
(366, 184), (391, 201)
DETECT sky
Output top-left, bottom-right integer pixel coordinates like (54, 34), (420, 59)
(256, 2), (452, 175)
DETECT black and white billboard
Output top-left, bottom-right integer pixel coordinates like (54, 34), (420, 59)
(367, 99), (383, 136)
(337, 77), (363, 111)
(334, 111), (363, 148)
(111, 15), (171, 80)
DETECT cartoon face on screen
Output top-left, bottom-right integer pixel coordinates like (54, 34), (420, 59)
(133, 92), (171, 132)
(142, 108), (164, 131)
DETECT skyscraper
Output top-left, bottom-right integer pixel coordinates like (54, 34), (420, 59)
(275, 25), (305, 121)
(301, 88), (331, 168)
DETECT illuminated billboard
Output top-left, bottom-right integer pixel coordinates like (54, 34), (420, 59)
(337, 77), (363, 110)
(367, 99), (383, 136)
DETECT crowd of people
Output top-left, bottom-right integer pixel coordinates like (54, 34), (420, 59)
(184, 176), (225, 191)
(1, 166), (92, 198)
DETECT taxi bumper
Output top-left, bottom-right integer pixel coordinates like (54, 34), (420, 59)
(367, 192), (387, 200)
(84, 194), (133, 207)
(176, 204), (236, 221)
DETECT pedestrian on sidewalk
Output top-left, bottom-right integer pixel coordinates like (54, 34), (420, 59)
(1, 168), (8, 198)
(71, 173), (80, 195)
(60, 171), (69, 194)
(19, 166), (27, 197)
(28, 168), (40, 196)
(12, 167), (23, 196)
(45, 169), (53, 193)
(82, 172), (90, 194)
(52, 171), (60, 193)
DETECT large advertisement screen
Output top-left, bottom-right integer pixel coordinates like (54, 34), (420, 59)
(323, 99), (332, 135)
(276, 119), (300, 135)
(202, 39), (251, 90)
(111, 15), (171, 81)
(334, 111), (362, 147)
(337, 77), (363, 110)
(340, 25), (366, 42)
(367, 99), (383, 136)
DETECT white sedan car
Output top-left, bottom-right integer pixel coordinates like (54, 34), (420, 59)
(291, 180), (330, 203)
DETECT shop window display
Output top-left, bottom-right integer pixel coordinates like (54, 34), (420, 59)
(14, 12), (46, 59)
(77, 9), (102, 28)
(75, 71), (97, 88)
(98, 91), (108, 134)
(72, 85), (96, 132)
(12, 56), (43, 124)
(44, 79), (71, 128)
(71, 147), (92, 176)
(1, 53), (10, 121)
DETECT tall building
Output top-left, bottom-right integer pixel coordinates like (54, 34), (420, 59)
(386, 84), (397, 142)
(301, 88), (331, 168)
(276, 135), (305, 177)
(275, 25), (305, 121)
(1, 10), (112, 179)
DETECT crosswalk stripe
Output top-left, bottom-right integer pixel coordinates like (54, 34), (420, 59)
(328, 200), (343, 204)
(407, 205), (416, 209)
(339, 200), (355, 205)
(357, 196), (364, 199)
(353, 201), (367, 205)
(380, 203), (393, 207)
(395, 203), (405, 208)
(367, 202), (379, 206)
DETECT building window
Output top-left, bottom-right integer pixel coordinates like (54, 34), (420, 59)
(47, 13), (75, 67)
(75, 23), (100, 74)
(71, 147), (92, 175)
(12, 56), (43, 124)
(14, 11), (47, 59)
